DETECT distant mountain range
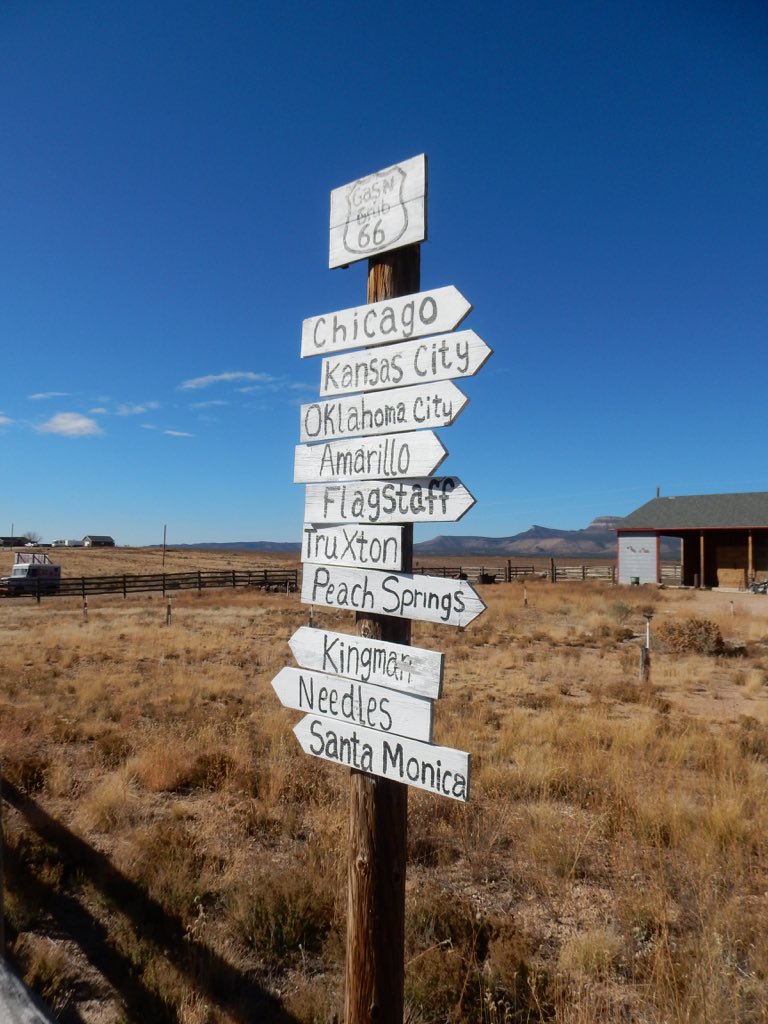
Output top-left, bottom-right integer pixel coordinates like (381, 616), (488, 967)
(177, 516), (644, 558)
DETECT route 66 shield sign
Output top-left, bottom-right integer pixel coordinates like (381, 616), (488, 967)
(329, 154), (427, 269)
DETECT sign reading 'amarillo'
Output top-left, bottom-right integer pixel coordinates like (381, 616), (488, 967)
(293, 431), (447, 483)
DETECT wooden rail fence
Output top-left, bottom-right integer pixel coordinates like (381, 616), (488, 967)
(3, 568), (299, 602)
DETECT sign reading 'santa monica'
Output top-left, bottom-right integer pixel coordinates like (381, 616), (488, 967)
(329, 154), (427, 269)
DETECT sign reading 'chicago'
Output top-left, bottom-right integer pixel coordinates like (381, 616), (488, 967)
(300, 286), (472, 358)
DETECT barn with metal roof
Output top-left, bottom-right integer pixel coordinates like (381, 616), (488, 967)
(617, 491), (768, 588)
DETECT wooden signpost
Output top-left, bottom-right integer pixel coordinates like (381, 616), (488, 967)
(275, 155), (491, 1023)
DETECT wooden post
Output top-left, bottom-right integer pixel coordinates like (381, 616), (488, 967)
(748, 529), (754, 583)
(345, 245), (419, 1024)
(0, 763), (5, 958)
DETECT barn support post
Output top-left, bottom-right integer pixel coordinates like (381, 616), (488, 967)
(0, 763), (5, 957)
(345, 244), (419, 1024)
(748, 530), (754, 583)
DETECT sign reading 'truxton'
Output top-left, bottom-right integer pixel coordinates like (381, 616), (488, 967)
(329, 154), (427, 269)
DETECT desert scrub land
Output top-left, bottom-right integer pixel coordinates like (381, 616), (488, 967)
(1, 563), (768, 1023)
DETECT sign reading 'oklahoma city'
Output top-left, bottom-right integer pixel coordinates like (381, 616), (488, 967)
(300, 286), (472, 358)
(304, 477), (475, 525)
(302, 563), (486, 627)
(294, 715), (470, 802)
(294, 431), (447, 484)
(302, 523), (403, 571)
(319, 330), (492, 397)
(329, 154), (427, 269)
(271, 667), (433, 742)
(289, 627), (444, 700)
(300, 381), (467, 443)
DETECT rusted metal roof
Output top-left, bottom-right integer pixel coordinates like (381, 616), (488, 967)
(619, 492), (768, 531)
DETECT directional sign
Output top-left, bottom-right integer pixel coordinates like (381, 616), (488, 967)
(300, 381), (467, 443)
(320, 330), (492, 397)
(271, 667), (433, 742)
(302, 523), (403, 571)
(289, 627), (444, 700)
(294, 715), (470, 802)
(301, 286), (472, 358)
(301, 563), (486, 628)
(304, 477), (476, 525)
(294, 431), (447, 483)
(329, 154), (427, 270)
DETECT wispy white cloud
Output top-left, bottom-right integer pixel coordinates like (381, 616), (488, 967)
(190, 399), (229, 409)
(89, 406), (108, 414)
(140, 424), (158, 430)
(0, 414), (13, 426)
(180, 371), (276, 391)
(36, 412), (102, 437)
(28, 391), (69, 400)
(116, 401), (160, 416)
(164, 429), (194, 437)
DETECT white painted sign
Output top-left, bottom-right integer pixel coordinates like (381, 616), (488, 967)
(294, 715), (470, 802)
(272, 667), (433, 742)
(320, 330), (492, 397)
(294, 431), (447, 483)
(302, 523), (403, 571)
(329, 154), (427, 269)
(289, 626), (444, 700)
(300, 381), (467, 443)
(304, 477), (475, 525)
(301, 563), (486, 627)
(301, 287), (472, 358)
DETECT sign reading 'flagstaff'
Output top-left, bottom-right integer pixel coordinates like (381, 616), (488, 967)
(304, 476), (475, 525)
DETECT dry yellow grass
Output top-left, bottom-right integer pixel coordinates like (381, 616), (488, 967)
(1, 559), (768, 1022)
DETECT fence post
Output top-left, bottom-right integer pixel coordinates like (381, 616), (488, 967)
(123, 575), (127, 599)
(550, 558), (556, 583)
(232, 570), (236, 589)
(0, 762), (5, 958)
(582, 565), (586, 581)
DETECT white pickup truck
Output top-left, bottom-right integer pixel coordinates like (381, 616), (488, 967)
(0, 553), (61, 596)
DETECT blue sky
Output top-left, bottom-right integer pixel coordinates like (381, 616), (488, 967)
(1, 1), (766, 546)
